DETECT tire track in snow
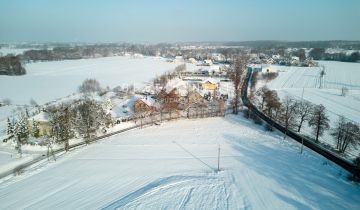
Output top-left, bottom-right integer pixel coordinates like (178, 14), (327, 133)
(102, 175), (225, 210)
(177, 187), (193, 210)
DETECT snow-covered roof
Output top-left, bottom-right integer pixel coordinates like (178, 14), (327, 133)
(202, 78), (218, 84)
(165, 78), (188, 96)
(140, 97), (156, 107)
(33, 111), (50, 122)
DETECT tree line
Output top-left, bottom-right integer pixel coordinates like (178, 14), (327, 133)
(249, 85), (360, 155)
(309, 48), (359, 62)
(0, 55), (26, 75)
(6, 79), (113, 156)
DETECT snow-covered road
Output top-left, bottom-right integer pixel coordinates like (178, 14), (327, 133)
(0, 116), (359, 209)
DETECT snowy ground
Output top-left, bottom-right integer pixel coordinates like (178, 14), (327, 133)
(258, 61), (360, 157)
(0, 56), (181, 105)
(0, 55), (182, 147)
(0, 116), (359, 209)
(262, 61), (360, 123)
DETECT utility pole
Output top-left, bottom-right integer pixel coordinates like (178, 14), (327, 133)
(217, 144), (220, 172)
(300, 87), (304, 154)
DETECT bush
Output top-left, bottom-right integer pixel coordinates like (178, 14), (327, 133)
(78, 78), (101, 94)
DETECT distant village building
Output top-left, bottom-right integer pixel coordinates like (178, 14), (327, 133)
(133, 53), (144, 58)
(187, 90), (205, 105)
(204, 59), (213, 66)
(272, 54), (281, 59)
(174, 56), (185, 64)
(202, 78), (218, 91)
(188, 58), (197, 64)
(211, 53), (225, 62)
(262, 67), (278, 73)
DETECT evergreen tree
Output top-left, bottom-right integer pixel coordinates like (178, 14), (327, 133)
(49, 105), (74, 151)
(7, 117), (14, 135)
(14, 113), (29, 157)
(32, 119), (40, 138)
(75, 98), (106, 143)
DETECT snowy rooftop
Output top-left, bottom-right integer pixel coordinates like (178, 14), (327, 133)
(32, 111), (50, 122)
(165, 78), (188, 96)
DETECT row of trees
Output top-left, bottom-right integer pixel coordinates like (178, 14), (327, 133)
(46, 96), (112, 152)
(6, 78), (113, 156)
(309, 48), (360, 62)
(252, 86), (360, 154)
(6, 114), (40, 157)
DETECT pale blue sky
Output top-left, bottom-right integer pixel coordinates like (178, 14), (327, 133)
(0, 0), (359, 43)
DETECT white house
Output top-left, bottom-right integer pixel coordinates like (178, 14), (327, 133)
(204, 59), (213, 66)
(174, 56), (185, 64)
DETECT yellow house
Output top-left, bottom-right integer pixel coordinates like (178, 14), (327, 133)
(202, 79), (218, 91)
(30, 111), (51, 136)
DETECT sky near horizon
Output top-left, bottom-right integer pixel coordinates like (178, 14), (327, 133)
(0, 0), (359, 43)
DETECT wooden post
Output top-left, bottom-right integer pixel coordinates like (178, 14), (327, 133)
(217, 145), (220, 172)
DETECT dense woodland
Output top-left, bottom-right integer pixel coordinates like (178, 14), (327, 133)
(0, 55), (26, 75)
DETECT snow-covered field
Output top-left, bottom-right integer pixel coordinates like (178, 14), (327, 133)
(0, 116), (359, 209)
(257, 61), (360, 157)
(0, 47), (33, 56)
(263, 61), (360, 123)
(0, 56), (180, 105)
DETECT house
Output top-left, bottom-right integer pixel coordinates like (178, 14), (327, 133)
(262, 67), (278, 73)
(133, 53), (144, 58)
(31, 111), (51, 136)
(272, 54), (281, 59)
(291, 56), (300, 61)
(188, 58), (197, 64)
(265, 58), (275, 64)
(157, 88), (181, 117)
(187, 90), (205, 106)
(211, 53), (225, 62)
(202, 78), (218, 91)
(134, 96), (157, 114)
(204, 59), (213, 66)
(186, 90), (207, 118)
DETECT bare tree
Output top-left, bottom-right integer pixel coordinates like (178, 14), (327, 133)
(294, 100), (312, 132)
(174, 63), (186, 76)
(255, 86), (269, 110)
(263, 90), (281, 120)
(280, 96), (297, 137)
(2, 98), (12, 106)
(30, 98), (38, 107)
(78, 78), (102, 94)
(308, 104), (330, 142)
(229, 55), (249, 114)
(331, 116), (360, 153)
